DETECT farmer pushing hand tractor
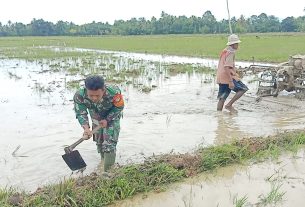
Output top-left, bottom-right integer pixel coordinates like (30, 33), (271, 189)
(216, 34), (248, 113)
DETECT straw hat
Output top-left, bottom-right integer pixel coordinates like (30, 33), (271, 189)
(226, 34), (241, 46)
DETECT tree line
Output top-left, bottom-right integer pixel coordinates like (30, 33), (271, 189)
(0, 11), (304, 36)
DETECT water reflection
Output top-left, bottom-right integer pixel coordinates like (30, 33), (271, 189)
(214, 112), (246, 145)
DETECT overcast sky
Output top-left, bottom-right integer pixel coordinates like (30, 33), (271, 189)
(2, 0), (304, 25)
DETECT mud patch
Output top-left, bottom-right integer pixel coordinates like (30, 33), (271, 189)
(147, 153), (202, 177)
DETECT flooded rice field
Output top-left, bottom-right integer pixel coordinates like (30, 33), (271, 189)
(1, 50), (305, 193)
(112, 150), (305, 207)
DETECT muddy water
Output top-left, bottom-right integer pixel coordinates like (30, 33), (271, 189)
(70, 47), (275, 68)
(0, 53), (305, 192)
(112, 151), (305, 207)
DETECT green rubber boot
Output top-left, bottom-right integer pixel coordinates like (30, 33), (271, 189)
(100, 152), (104, 160)
(96, 144), (104, 160)
(104, 151), (116, 172)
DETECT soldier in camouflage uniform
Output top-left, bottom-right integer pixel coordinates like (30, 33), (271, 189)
(73, 75), (124, 172)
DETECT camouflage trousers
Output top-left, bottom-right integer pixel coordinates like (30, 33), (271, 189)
(92, 119), (120, 154)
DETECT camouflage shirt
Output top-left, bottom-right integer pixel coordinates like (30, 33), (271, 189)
(73, 85), (124, 127)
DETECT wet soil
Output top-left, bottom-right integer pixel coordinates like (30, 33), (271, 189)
(0, 52), (305, 192)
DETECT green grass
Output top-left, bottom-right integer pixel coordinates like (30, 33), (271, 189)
(0, 33), (305, 62)
(0, 47), (91, 60)
(258, 183), (285, 206)
(20, 163), (184, 207)
(233, 195), (248, 207)
(1, 130), (305, 206)
(0, 188), (16, 207)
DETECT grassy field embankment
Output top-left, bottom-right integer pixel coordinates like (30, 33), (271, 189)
(1, 130), (305, 206)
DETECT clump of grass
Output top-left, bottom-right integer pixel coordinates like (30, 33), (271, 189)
(233, 195), (248, 207)
(118, 69), (142, 77)
(67, 67), (81, 75)
(0, 188), (16, 206)
(109, 64), (115, 70)
(140, 86), (152, 93)
(167, 64), (192, 74)
(194, 66), (215, 74)
(21, 178), (78, 207)
(7, 71), (22, 80)
(258, 183), (285, 206)
(166, 63), (214, 75)
(200, 144), (248, 171)
(66, 80), (81, 90)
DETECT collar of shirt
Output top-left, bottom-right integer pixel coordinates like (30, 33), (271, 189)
(226, 46), (236, 52)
